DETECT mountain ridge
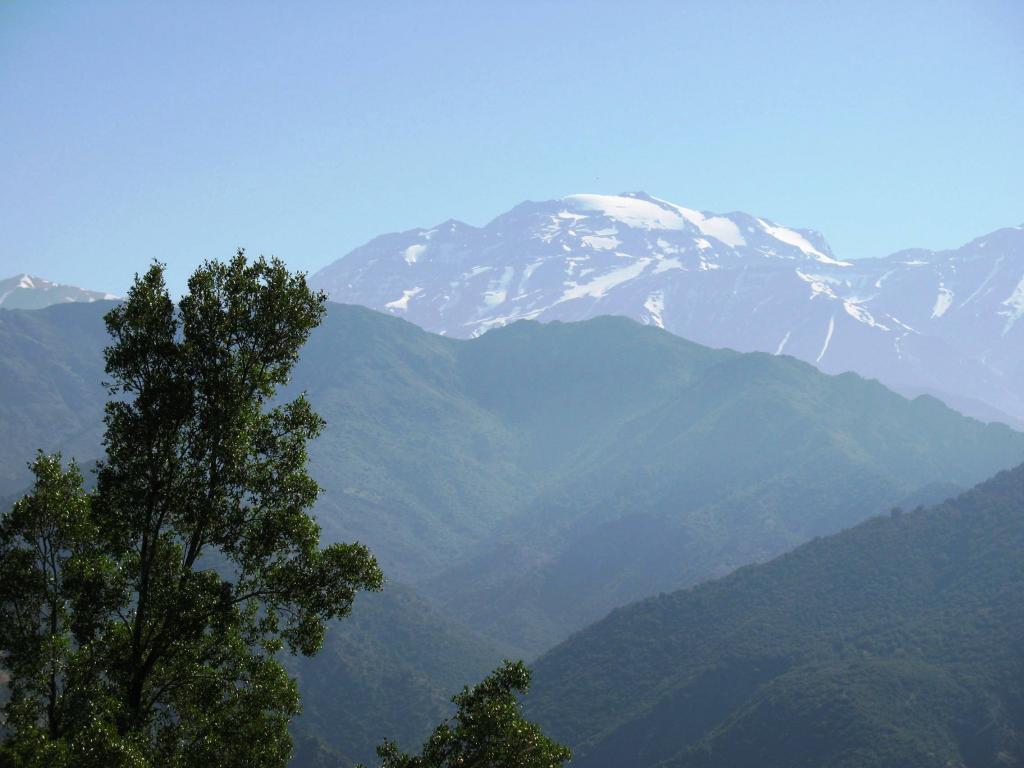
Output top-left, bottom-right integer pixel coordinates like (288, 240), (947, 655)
(4, 301), (1023, 655)
(3, 299), (1024, 765)
(311, 193), (1024, 427)
(0, 273), (117, 310)
(525, 462), (1024, 767)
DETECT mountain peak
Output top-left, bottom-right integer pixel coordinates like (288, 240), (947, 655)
(0, 273), (118, 310)
(311, 191), (851, 338)
(310, 196), (1024, 426)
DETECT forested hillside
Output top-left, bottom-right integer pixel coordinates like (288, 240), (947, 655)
(289, 582), (505, 767)
(3, 301), (1023, 657)
(526, 464), (1024, 768)
(0, 302), (108, 493)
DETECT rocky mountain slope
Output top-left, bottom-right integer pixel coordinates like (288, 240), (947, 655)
(311, 193), (1024, 426)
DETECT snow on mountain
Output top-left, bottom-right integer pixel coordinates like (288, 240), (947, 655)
(0, 274), (117, 310)
(310, 194), (1024, 426)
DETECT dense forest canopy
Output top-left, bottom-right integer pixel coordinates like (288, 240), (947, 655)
(526, 464), (1024, 767)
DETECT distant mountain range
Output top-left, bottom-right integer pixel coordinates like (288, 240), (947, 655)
(12, 197), (1023, 426)
(3, 301), (1022, 658)
(3, 300), (1024, 766)
(0, 273), (116, 309)
(525, 461), (1024, 768)
(310, 193), (1024, 426)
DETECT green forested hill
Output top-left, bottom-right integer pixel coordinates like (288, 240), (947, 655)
(2, 301), (1024, 658)
(4, 300), (1024, 766)
(525, 464), (1024, 768)
(294, 307), (1024, 653)
(289, 581), (506, 767)
(0, 302), (109, 493)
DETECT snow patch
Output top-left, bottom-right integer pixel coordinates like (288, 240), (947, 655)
(889, 317), (919, 334)
(931, 285), (953, 319)
(563, 193), (750, 247)
(580, 234), (621, 251)
(698, 216), (746, 247)
(654, 257), (684, 274)
(843, 299), (890, 330)
(403, 244), (426, 264)
(999, 274), (1024, 336)
(521, 260), (545, 282)
(648, 196), (746, 246)
(563, 194), (688, 230)
(816, 316), (835, 363)
(643, 291), (665, 328)
(774, 330), (791, 356)
(655, 238), (678, 253)
(960, 255), (1005, 308)
(384, 287), (422, 311)
(796, 270), (839, 300)
(558, 259), (652, 302)
(482, 266), (514, 308)
(469, 307), (547, 335)
(874, 269), (896, 289)
(757, 219), (850, 266)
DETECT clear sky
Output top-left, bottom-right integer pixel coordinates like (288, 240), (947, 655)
(2, 0), (1022, 296)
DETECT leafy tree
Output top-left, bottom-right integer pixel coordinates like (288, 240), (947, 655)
(0, 253), (383, 767)
(363, 661), (570, 768)
(0, 453), (128, 767)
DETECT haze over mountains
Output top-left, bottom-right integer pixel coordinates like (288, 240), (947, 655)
(310, 193), (1024, 427)
(2, 295), (1024, 766)
(3, 301), (1022, 658)
(526, 462), (1024, 768)
(3, 198), (1024, 767)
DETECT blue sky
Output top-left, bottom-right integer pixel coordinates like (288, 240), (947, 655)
(2, 0), (1022, 296)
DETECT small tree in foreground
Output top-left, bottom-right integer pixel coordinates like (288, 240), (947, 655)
(364, 661), (570, 768)
(0, 253), (383, 767)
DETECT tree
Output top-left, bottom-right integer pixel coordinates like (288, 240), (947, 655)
(364, 661), (570, 768)
(0, 253), (383, 767)
(0, 453), (123, 767)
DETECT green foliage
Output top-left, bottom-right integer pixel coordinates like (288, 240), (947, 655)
(4, 300), (1024, 763)
(289, 582), (505, 767)
(0, 453), (143, 767)
(5, 305), (1021, 657)
(525, 464), (1024, 768)
(361, 661), (569, 768)
(0, 254), (382, 767)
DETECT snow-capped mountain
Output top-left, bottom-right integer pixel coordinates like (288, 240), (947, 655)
(0, 274), (117, 310)
(311, 192), (1024, 426)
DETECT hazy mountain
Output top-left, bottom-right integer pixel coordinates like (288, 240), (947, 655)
(2, 301), (1022, 658)
(289, 581), (505, 767)
(411, 317), (1024, 652)
(0, 273), (116, 309)
(0, 301), (110, 494)
(524, 462), (1024, 768)
(310, 193), (1024, 426)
